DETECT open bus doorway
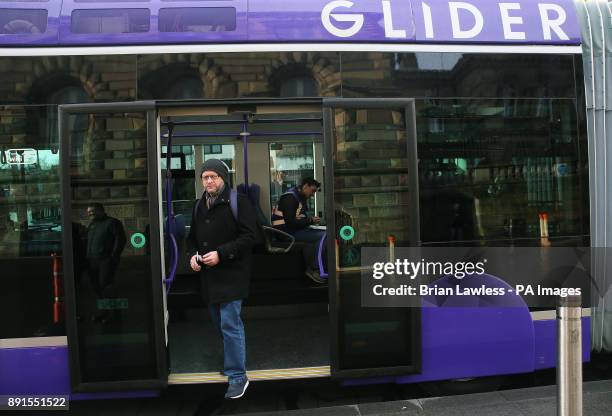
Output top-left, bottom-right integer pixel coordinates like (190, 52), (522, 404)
(158, 103), (331, 382)
(57, 99), (420, 392)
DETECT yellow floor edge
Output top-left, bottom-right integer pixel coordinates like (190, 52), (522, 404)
(168, 366), (331, 384)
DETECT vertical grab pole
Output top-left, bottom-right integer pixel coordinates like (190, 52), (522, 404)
(240, 118), (250, 196)
(164, 123), (179, 294)
(557, 294), (582, 416)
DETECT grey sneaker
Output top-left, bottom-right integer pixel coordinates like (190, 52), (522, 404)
(225, 378), (249, 399)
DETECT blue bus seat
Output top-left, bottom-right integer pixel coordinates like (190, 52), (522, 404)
(237, 183), (295, 253)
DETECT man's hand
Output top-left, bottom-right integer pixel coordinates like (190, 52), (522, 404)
(201, 251), (220, 267)
(311, 216), (321, 225)
(190, 254), (202, 272)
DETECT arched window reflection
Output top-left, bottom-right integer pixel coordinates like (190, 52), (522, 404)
(138, 64), (204, 99)
(46, 85), (90, 163)
(280, 76), (317, 98)
(26, 74), (91, 163)
(160, 76), (204, 100)
(271, 64), (318, 98)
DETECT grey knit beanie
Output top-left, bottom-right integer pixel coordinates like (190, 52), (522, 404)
(201, 159), (230, 185)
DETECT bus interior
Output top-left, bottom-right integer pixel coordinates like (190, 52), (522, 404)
(160, 103), (331, 380)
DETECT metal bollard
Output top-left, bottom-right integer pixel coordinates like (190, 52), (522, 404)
(557, 294), (582, 416)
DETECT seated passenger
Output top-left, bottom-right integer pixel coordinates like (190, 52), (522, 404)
(272, 177), (326, 284)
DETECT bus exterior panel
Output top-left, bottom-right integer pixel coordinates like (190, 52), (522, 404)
(0, 0), (581, 47)
(0, 0), (599, 400)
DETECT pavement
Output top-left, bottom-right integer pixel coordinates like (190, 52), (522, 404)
(53, 379), (612, 416)
(232, 380), (612, 416)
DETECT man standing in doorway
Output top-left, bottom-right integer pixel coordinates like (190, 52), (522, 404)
(187, 159), (257, 399)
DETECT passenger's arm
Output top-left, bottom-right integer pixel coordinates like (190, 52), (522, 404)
(279, 195), (310, 231)
(217, 195), (258, 262)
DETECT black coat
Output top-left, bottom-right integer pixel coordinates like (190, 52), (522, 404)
(86, 215), (126, 260)
(187, 187), (258, 304)
(275, 188), (311, 233)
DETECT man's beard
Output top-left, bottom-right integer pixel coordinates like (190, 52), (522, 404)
(207, 183), (225, 198)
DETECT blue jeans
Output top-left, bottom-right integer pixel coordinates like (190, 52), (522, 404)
(208, 300), (247, 384)
(292, 228), (326, 270)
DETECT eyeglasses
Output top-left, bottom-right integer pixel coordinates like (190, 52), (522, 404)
(202, 174), (220, 182)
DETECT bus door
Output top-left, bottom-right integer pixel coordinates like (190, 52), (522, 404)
(59, 102), (167, 391)
(323, 99), (421, 378)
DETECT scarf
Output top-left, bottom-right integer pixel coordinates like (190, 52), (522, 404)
(205, 183), (226, 209)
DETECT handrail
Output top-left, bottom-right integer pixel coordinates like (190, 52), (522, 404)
(317, 233), (328, 278)
(241, 119), (249, 196)
(160, 117), (322, 126)
(167, 233), (178, 292)
(161, 131), (322, 139)
(261, 225), (295, 253)
(164, 122), (178, 294)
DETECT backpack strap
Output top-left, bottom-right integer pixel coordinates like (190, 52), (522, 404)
(193, 190), (239, 223)
(230, 190), (238, 222)
(281, 187), (300, 202)
(193, 191), (238, 223)
(193, 198), (202, 220)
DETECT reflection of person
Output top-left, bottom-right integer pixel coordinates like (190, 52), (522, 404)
(187, 159), (257, 400)
(270, 170), (286, 206)
(86, 203), (126, 299)
(0, 216), (19, 256)
(72, 221), (88, 285)
(450, 202), (464, 241)
(272, 177), (325, 283)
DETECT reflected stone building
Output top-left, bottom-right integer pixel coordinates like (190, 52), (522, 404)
(0, 51), (587, 337)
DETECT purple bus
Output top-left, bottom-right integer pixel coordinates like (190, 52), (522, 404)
(0, 0), (606, 400)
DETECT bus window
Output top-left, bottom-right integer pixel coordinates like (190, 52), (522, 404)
(71, 9), (150, 34)
(0, 9), (48, 35)
(417, 99), (583, 244)
(203, 143), (236, 190)
(269, 142), (316, 216)
(159, 100), (240, 219)
(158, 7), (236, 33)
(0, 106), (62, 339)
(160, 142), (236, 225)
(161, 144), (195, 221)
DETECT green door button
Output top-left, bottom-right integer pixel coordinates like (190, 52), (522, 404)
(339, 226), (355, 241)
(131, 233), (146, 248)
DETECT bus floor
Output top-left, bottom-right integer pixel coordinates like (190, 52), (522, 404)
(167, 303), (329, 376)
